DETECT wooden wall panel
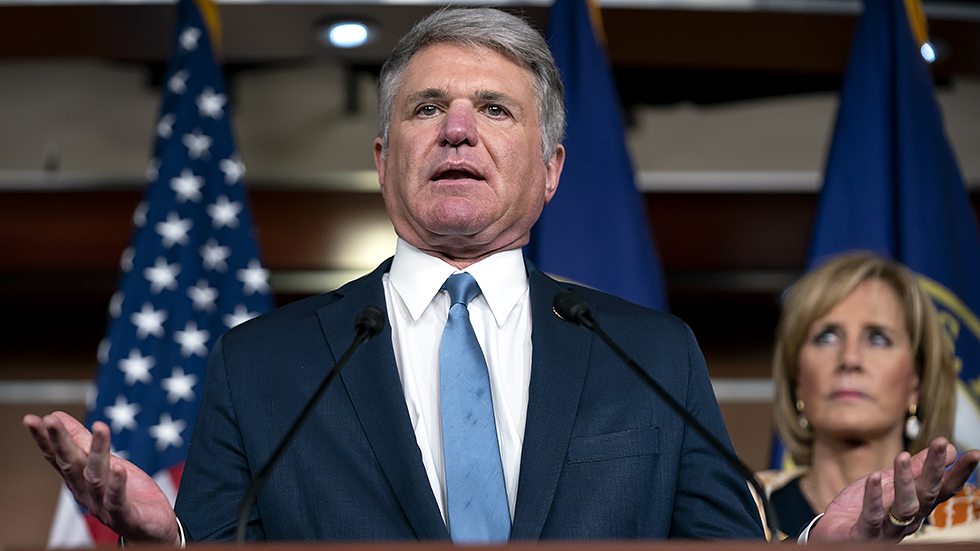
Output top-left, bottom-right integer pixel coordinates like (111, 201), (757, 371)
(0, 403), (87, 548)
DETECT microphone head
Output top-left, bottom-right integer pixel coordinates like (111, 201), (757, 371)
(553, 289), (594, 327)
(354, 305), (386, 337)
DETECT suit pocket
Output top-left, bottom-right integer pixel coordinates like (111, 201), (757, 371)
(565, 426), (659, 464)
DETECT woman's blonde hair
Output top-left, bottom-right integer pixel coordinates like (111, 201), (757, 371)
(773, 252), (956, 465)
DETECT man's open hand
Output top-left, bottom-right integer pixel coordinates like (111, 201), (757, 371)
(812, 437), (980, 541)
(24, 411), (182, 545)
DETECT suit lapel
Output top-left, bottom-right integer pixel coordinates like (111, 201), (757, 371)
(510, 266), (592, 539)
(315, 261), (449, 540)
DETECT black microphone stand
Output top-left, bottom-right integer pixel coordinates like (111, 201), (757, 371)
(234, 306), (386, 543)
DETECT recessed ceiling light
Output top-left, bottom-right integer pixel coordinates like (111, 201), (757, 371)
(321, 21), (373, 49)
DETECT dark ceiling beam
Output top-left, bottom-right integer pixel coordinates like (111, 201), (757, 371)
(2, 3), (978, 76)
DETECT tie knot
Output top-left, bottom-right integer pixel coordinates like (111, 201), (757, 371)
(442, 273), (481, 306)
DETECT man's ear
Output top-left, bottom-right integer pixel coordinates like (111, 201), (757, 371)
(543, 144), (565, 204)
(373, 137), (386, 191)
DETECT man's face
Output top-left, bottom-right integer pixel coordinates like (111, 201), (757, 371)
(374, 43), (564, 265)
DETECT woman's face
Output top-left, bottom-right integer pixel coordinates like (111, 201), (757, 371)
(796, 279), (920, 445)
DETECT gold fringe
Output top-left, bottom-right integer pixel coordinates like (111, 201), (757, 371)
(584, 0), (607, 48)
(191, 0), (223, 55)
(903, 0), (929, 48)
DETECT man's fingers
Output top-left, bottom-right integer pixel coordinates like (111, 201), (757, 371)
(24, 414), (59, 467)
(937, 448), (980, 503)
(855, 471), (886, 539)
(44, 414), (89, 477)
(83, 422), (113, 497)
(889, 452), (919, 535)
(910, 439), (947, 513)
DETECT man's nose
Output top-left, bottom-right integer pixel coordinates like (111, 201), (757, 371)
(440, 102), (478, 147)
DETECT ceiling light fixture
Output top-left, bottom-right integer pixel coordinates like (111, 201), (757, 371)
(320, 21), (373, 49)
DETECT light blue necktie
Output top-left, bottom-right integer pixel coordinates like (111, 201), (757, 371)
(439, 273), (510, 543)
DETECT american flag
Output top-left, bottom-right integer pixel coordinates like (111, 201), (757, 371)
(48, 0), (272, 545)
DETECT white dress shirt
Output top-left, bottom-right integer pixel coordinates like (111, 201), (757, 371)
(383, 238), (532, 526)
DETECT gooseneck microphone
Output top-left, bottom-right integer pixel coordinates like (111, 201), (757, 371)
(553, 290), (781, 540)
(234, 305), (387, 543)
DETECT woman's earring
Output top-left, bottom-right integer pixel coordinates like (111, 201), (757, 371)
(796, 399), (808, 429)
(905, 404), (921, 440)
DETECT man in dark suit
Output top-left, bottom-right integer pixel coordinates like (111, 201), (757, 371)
(25, 7), (979, 545)
(173, 255), (761, 540)
(171, 8), (761, 540)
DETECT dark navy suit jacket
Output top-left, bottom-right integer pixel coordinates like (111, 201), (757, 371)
(174, 258), (764, 541)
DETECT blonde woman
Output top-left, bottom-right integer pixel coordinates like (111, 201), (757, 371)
(759, 252), (978, 540)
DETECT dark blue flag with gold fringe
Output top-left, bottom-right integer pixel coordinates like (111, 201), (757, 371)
(526, 0), (667, 311)
(808, 0), (980, 459)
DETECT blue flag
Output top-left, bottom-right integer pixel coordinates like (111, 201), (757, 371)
(526, 0), (667, 311)
(809, 0), (980, 454)
(48, 0), (272, 545)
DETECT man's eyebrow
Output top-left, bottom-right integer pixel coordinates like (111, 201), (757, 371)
(475, 90), (508, 102)
(475, 90), (518, 108)
(406, 88), (448, 105)
(406, 88), (517, 105)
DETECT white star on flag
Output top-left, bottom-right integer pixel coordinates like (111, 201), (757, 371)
(196, 87), (227, 119)
(97, 338), (111, 366)
(179, 26), (201, 52)
(174, 321), (210, 358)
(86, 385), (98, 413)
(207, 195), (242, 229)
(219, 155), (246, 184)
(200, 238), (231, 272)
(182, 128), (213, 160)
(148, 413), (187, 452)
(187, 279), (218, 312)
(109, 291), (125, 318)
(156, 211), (193, 248)
(224, 304), (260, 329)
(161, 367), (198, 404)
(170, 168), (204, 203)
(121, 246), (136, 273)
(133, 201), (150, 228)
(157, 113), (176, 139)
(118, 348), (155, 386)
(168, 69), (190, 95)
(104, 395), (141, 433)
(237, 259), (270, 296)
(146, 159), (161, 182)
(144, 257), (181, 294)
(131, 302), (168, 339)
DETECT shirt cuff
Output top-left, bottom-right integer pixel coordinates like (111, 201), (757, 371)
(117, 516), (184, 548)
(798, 513), (824, 543)
(176, 516), (186, 548)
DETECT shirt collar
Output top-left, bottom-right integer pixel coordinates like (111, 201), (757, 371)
(388, 238), (528, 326)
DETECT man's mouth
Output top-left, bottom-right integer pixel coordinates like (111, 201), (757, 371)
(432, 166), (484, 182)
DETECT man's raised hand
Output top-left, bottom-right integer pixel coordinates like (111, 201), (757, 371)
(24, 411), (181, 545)
(812, 437), (980, 541)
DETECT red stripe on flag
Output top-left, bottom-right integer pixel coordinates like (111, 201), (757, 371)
(83, 513), (119, 546)
(169, 461), (185, 489)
